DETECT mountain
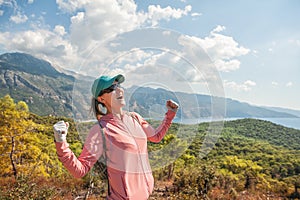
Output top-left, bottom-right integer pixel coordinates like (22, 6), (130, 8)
(0, 52), (92, 118)
(125, 86), (297, 119)
(0, 52), (298, 119)
(0, 52), (63, 77)
(263, 106), (300, 117)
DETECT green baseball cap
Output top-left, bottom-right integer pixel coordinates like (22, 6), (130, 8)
(91, 74), (125, 98)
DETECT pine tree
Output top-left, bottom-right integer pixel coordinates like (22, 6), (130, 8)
(0, 95), (60, 179)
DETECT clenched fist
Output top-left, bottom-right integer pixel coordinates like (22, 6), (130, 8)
(166, 100), (179, 113)
(53, 121), (69, 142)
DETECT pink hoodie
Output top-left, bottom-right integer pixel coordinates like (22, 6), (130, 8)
(55, 110), (176, 200)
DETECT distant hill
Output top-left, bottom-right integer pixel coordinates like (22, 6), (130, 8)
(0, 52), (298, 119)
(126, 86), (297, 119)
(223, 118), (300, 150)
(263, 106), (300, 117)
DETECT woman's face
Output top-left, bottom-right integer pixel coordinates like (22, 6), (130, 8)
(98, 81), (126, 112)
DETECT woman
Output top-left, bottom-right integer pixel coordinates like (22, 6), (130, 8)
(53, 74), (178, 199)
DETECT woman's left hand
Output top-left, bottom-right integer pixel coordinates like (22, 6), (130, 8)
(166, 100), (179, 113)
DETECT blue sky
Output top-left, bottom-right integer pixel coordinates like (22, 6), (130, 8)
(0, 0), (299, 110)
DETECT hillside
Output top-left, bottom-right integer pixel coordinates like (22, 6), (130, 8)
(223, 118), (300, 150)
(0, 52), (91, 118)
(1, 94), (299, 199)
(0, 52), (298, 119)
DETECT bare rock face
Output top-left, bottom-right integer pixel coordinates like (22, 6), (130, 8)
(0, 52), (80, 117)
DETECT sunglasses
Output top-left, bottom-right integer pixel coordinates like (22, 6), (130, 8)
(98, 83), (120, 97)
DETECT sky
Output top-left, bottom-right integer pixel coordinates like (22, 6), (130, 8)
(0, 0), (299, 111)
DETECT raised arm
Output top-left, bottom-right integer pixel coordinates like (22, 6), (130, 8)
(132, 100), (178, 143)
(54, 122), (103, 178)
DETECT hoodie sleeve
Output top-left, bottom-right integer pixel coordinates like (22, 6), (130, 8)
(55, 124), (104, 178)
(132, 110), (176, 143)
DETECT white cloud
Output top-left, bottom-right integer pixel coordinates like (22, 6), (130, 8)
(288, 39), (300, 46)
(271, 81), (278, 86)
(0, 0), (248, 86)
(147, 5), (191, 26)
(0, 0), (194, 71)
(191, 12), (202, 20)
(70, 12), (84, 24)
(224, 80), (256, 92)
(286, 82), (293, 87)
(67, 0), (192, 53)
(57, 0), (192, 36)
(28, 0), (34, 4)
(0, 10), (3, 16)
(244, 80), (256, 86)
(61, 0), (191, 49)
(10, 12), (28, 24)
(185, 26), (250, 72)
(191, 12), (202, 17)
(54, 25), (66, 36)
(68, 1), (144, 50)
(0, 0), (11, 6)
(206, 27), (249, 59)
(0, 29), (78, 68)
(212, 25), (226, 33)
(214, 59), (240, 72)
(56, 0), (88, 13)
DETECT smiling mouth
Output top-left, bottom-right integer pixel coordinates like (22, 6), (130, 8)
(116, 96), (123, 100)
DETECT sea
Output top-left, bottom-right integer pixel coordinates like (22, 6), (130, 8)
(173, 117), (300, 131)
(79, 116), (300, 131)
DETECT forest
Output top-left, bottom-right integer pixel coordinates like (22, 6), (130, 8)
(0, 94), (300, 200)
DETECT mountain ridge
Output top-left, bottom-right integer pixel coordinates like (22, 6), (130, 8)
(0, 52), (70, 78)
(262, 106), (300, 117)
(125, 86), (298, 119)
(0, 52), (298, 119)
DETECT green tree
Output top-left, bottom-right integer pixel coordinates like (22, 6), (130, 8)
(173, 161), (216, 199)
(151, 133), (188, 180)
(0, 95), (62, 178)
(220, 156), (270, 192)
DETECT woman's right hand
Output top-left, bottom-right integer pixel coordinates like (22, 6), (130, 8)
(166, 99), (179, 113)
(53, 121), (69, 142)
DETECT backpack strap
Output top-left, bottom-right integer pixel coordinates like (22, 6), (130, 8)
(98, 121), (111, 196)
